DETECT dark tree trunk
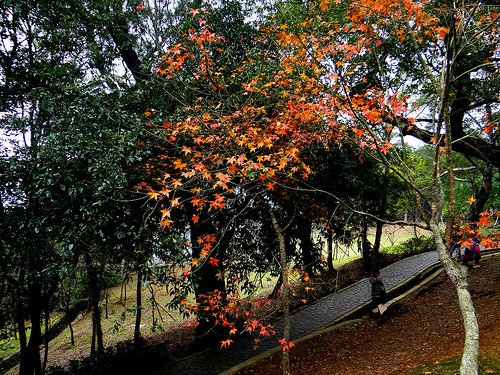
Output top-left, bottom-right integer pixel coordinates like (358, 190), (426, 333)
(42, 301), (50, 374)
(268, 274), (283, 300)
(150, 286), (156, 327)
(361, 214), (372, 276)
(190, 218), (226, 347)
(326, 231), (335, 274)
(68, 321), (75, 346)
(468, 166), (493, 223)
(372, 183), (388, 272)
(297, 217), (318, 276)
(25, 278), (42, 375)
(84, 251), (103, 356)
(15, 276), (28, 375)
(134, 268), (143, 346)
(269, 209), (291, 375)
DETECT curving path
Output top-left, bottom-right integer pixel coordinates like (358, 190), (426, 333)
(155, 251), (440, 375)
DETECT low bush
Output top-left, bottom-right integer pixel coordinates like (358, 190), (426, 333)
(384, 235), (436, 256)
(46, 339), (169, 375)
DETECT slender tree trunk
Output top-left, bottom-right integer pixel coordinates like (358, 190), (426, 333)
(372, 192), (387, 255)
(150, 286), (156, 327)
(268, 274), (283, 300)
(326, 231), (335, 274)
(105, 291), (108, 320)
(438, 95), (479, 374)
(63, 282), (75, 346)
(68, 320), (75, 346)
(15, 279), (28, 375)
(372, 184), (388, 273)
(134, 268), (142, 346)
(42, 301), (50, 375)
(84, 251), (103, 356)
(429, 221), (479, 374)
(124, 276), (127, 306)
(361, 216), (372, 276)
(269, 209), (290, 375)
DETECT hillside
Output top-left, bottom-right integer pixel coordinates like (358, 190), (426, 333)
(238, 255), (500, 375)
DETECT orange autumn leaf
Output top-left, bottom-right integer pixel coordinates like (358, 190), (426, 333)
(202, 112), (212, 121)
(159, 188), (171, 197)
(192, 197), (203, 207)
(160, 208), (171, 219)
(202, 242), (212, 252)
(278, 338), (295, 351)
(209, 194), (225, 210)
(354, 128), (364, 136)
(190, 258), (200, 267)
(173, 159), (187, 170)
(170, 197), (181, 207)
(216, 172), (231, 184)
(205, 234), (217, 243)
(478, 215), (491, 227)
(148, 190), (159, 200)
(160, 219), (172, 229)
(208, 257), (219, 267)
(220, 339), (233, 348)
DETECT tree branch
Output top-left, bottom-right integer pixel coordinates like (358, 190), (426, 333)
(402, 123), (500, 169)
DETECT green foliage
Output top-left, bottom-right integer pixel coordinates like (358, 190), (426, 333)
(384, 235), (436, 256)
(0, 336), (20, 358)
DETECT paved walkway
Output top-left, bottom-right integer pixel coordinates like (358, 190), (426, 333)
(156, 251), (440, 375)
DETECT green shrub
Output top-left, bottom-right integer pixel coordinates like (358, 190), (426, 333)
(384, 235), (435, 256)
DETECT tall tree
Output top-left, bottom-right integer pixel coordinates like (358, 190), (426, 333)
(144, 2), (499, 374)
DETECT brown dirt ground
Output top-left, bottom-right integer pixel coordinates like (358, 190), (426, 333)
(237, 255), (500, 375)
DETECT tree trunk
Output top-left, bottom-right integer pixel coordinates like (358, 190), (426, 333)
(326, 231), (335, 274)
(105, 291), (109, 320)
(42, 301), (50, 374)
(372, 184), (388, 273)
(468, 166), (492, 223)
(269, 209), (291, 375)
(429, 221), (479, 374)
(297, 217), (317, 276)
(372, 193), (387, 255)
(134, 268), (143, 346)
(25, 278), (42, 375)
(268, 274), (283, 300)
(150, 286), (156, 327)
(190, 218), (226, 346)
(84, 251), (103, 356)
(361, 217), (373, 276)
(68, 320), (75, 346)
(15, 278), (28, 375)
